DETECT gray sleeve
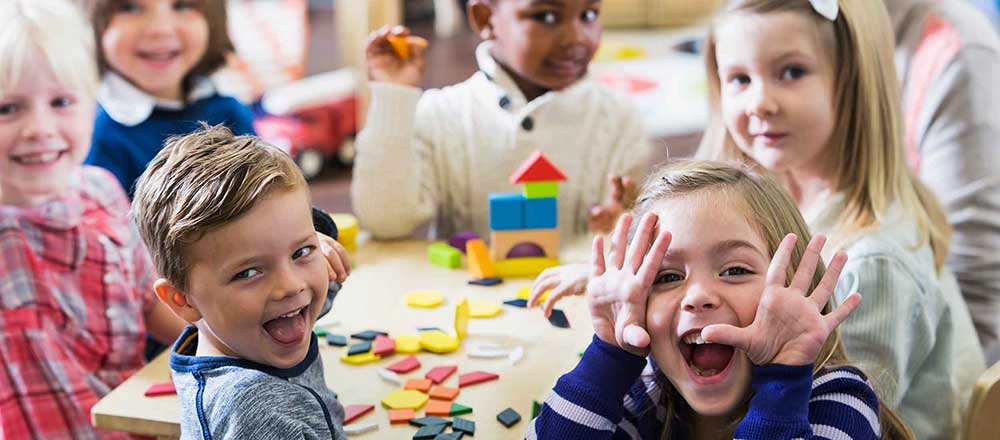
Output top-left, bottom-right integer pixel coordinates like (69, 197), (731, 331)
(210, 381), (334, 440)
(912, 45), (1000, 361)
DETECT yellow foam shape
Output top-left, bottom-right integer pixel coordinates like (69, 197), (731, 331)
(516, 287), (550, 303)
(495, 257), (560, 278)
(386, 35), (426, 61)
(419, 330), (459, 353)
(395, 334), (421, 353)
(340, 350), (381, 365)
(469, 300), (502, 318)
(455, 298), (470, 340)
(466, 239), (496, 278)
(328, 213), (358, 253)
(404, 290), (444, 308)
(381, 389), (429, 410)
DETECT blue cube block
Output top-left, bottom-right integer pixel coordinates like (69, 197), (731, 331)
(524, 197), (557, 228)
(489, 193), (525, 230)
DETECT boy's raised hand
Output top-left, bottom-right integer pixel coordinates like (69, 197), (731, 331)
(702, 234), (862, 366)
(588, 175), (635, 233)
(528, 263), (587, 318)
(366, 25), (428, 87)
(317, 232), (351, 284)
(587, 213), (672, 357)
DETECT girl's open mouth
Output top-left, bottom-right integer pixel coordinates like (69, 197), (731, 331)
(678, 330), (736, 383)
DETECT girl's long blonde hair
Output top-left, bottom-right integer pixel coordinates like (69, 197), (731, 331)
(697, 0), (950, 271)
(631, 160), (913, 440)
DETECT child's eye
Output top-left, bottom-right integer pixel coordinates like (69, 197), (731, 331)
(115, 1), (140, 13)
(720, 266), (752, 277)
(534, 11), (558, 24)
(51, 97), (75, 108)
(653, 271), (684, 284)
(582, 8), (599, 22)
(0, 103), (19, 115)
(728, 74), (750, 86)
(233, 268), (260, 281)
(781, 66), (806, 81)
(174, 0), (198, 11)
(292, 246), (314, 260)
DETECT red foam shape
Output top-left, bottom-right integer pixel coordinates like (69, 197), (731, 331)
(386, 355), (420, 374)
(458, 371), (499, 387)
(344, 404), (375, 424)
(509, 150), (567, 184)
(144, 381), (176, 397)
(424, 365), (457, 384)
(373, 335), (396, 356)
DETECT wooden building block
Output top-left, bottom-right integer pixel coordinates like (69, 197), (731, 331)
(523, 197), (557, 229)
(490, 228), (559, 261)
(523, 181), (559, 198)
(495, 257), (560, 278)
(488, 193), (525, 230)
(427, 243), (461, 269)
(465, 239), (496, 279)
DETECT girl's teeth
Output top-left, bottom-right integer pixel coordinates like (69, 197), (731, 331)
(17, 152), (60, 164)
(683, 333), (706, 344)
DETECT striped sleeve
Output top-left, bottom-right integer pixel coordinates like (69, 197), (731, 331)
(527, 335), (647, 439)
(735, 365), (881, 440)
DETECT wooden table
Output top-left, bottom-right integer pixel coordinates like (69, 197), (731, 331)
(92, 240), (594, 439)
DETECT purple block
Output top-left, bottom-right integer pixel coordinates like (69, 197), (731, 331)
(506, 242), (546, 258)
(448, 231), (481, 254)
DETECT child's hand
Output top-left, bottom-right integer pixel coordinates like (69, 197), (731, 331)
(702, 234), (861, 366)
(316, 232), (351, 284)
(587, 213), (672, 357)
(528, 263), (588, 317)
(587, 175), (635, 233)
(366, 25), (428, 87)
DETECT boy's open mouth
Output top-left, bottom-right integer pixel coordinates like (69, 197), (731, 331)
(11, 150), (68, 166)
(678, 329), (735, 378)
(262, 306), (308, 345)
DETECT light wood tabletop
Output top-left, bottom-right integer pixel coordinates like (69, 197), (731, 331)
(92, 239), (595, 439)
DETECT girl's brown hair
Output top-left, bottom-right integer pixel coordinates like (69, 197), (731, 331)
(631, 160), (914, 440)
(86, 0), (233, 85)
(697, 0), (951, 271)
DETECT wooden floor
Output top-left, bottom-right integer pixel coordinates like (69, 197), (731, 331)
(302, 5), (697, 219)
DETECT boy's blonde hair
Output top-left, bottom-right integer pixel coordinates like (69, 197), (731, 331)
(697, 0), (950, 270)
(131, 124), (307, 290)
(632, 160), (914, 440)
(0, 0), (98, 98)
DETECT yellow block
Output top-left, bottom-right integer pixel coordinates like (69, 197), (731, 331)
(516, 287), (550, 303)
(329, 213), (359, 253)
(340, 349), (381, 365)
(469, 300), (502, 318)
(495, 257), (560, 278)
(381, 389), (429, 410)
(465, 239), (496, 279)
(395, 334), (422, 354)
(419, 330), (459, 354)
(404, 290), (444, 308)
(455, 298), (470, 340)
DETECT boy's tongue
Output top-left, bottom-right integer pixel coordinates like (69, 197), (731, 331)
(263, 311), (306, 344)
(691, 344), (734, 371)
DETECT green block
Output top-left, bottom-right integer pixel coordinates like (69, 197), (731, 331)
(523, 181), (558, 199)
(427, 242), (461, 269)
(450, 402), (473, 416)
(532, 400), (541, 419)
(313, 328), (329, 337)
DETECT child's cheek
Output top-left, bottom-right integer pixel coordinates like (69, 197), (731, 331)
(645, 294), (677, 341)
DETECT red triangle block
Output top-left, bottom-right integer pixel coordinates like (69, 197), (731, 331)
(373, 335), (396, 356)
(344, 404), (375, 424)
(386, 355), (420, 374)
(425, 365), (457, 384)
(144, 381), (176, 397)
(458, 371), (499, 387)
(509, 151), (567, 184)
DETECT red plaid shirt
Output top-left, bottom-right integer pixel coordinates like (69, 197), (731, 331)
(0, 166), (156, 439)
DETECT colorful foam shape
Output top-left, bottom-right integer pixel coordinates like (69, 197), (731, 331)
(344, 421), (378, 435)
(386, 355), (421, 373)
(509, 150), (567, 184)
(144, 381), (176, 397)
(503, 299), (528, 308)
(395, 334), (422, 353)
(495, 257), (560, 278)
(427, 242), (462, 269)
(434, 432), (463, 440)
(340, 350), (381, 365)
(453, 417), (476, 435)
(448, 230), (480, 254)
(373, 335), (396, 355)
(516, 287), (550, 303)
(409, 416), (452, 427)
(347, 341), (372, 356)
(488, 193), (525, 230)
(425, 399), (453, 416)
(389, 408), (416, 424)
(313, 328), (329, 337)
(351, 330), (388, 340)
(405, 378), (433, 392)
(548, 309), (570, 328)
(523, 197), (557, 229)
(425, 365), (457, 384)
(325, 334), (347, 346)
(468, 277), (503, 286)
(465, 239), (496, 279)
(469, 300), (503, 318)
(428, 385), (460, 401)
(405, 290), (445, 308)
(455, 298), (470, 340)
(419, 330), (460, 353)
(413, 422), (447, 439)
(497, 407), (522, 428)
(458, 371), (499, 387)
(449, 403), (473, 417)
(344, 404), (374, 424)
(381, 389), (429, 410)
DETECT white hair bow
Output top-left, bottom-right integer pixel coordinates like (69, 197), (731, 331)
(809, 0), (839, 21)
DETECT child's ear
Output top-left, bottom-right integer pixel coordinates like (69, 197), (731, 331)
(467, 0), (495, 40)
(154, 278), (202, 323)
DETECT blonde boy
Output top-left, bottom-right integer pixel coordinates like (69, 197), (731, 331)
(131, 126), (347, 439)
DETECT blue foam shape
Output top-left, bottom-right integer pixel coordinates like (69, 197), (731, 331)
(523, 197), (557, 229)
(489, 192), (525, 230)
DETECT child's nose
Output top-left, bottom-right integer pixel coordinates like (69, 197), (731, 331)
(23, 108), (57, 141)
(680, 281), (720, 312)
(272, 265), (308, 300)
(746, 83), (779, 117)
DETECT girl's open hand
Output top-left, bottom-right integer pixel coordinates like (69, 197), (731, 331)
(702, 234), (861, 366)
(587, 213), (672, 357)
(366, 25), (427, 86)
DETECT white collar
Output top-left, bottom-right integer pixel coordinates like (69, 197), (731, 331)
(97, 73), (217, 127)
